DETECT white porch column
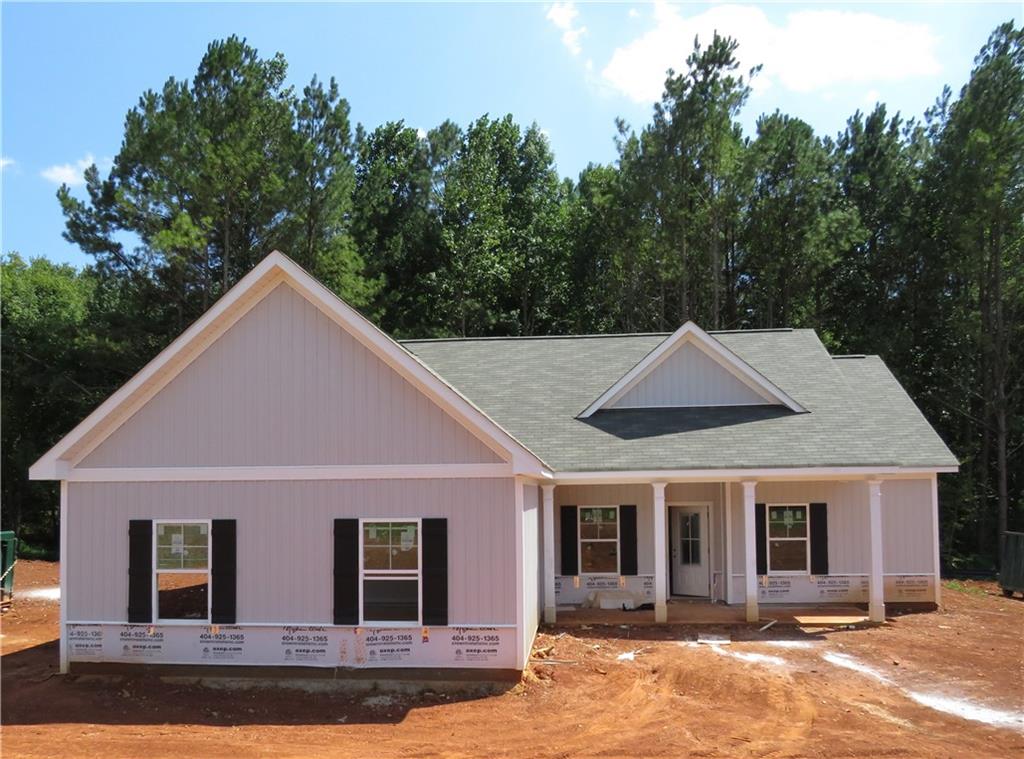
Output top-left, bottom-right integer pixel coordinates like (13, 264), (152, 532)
(742, 480), (759, 623)
(542, 484), (557, 624)
(867, 479), (885, 622)
(724, 483), (733, 605)
(652, 482), (668, 623)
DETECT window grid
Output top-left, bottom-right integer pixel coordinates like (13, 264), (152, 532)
(679, 512), (701, 565)
(152, 519), (211, 623)
(578, 506), (620, 575)
(766, 504), (810, 575)
(358, 518), (422, 626)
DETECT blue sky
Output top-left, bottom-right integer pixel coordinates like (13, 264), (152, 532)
(2, 2), (1017, 267)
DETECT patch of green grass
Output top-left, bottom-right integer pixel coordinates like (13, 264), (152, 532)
(942, 579), (988, 597)
(16, 540), (57, 561)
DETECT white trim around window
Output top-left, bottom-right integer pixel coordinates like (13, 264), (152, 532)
(358, 517), (423, 627)
(765, 504), (810, 575)
(578, 505), (620, 576)
(152, 519), (212, 624)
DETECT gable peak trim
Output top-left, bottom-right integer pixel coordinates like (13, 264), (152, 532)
(578, 321), (806, 418)
(30, 251), (548, 480)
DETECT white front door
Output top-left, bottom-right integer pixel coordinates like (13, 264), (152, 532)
(670, 505), (710, 597)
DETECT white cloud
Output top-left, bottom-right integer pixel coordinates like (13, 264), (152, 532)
(863, 89), (880, 106)
(602, 3), (941, 103)
(41, 153), (103, 186)
(0, 156), (14, 172)
(628, 8), (639, 18)
(547, 2), (587, 56)
(416, 127), (427, 140)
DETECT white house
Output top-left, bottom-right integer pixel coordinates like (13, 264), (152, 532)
(30, 252), (958, 677)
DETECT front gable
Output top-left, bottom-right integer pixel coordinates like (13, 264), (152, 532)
(609, 340), (773, 408)
(31, 252), (548, 479)
(580, 322), (805, 417)
(80, 283), (502, 467)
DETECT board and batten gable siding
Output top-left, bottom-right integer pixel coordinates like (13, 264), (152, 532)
(80, 283), (502, 468)
(728, 479), (936, 578)
(610, 341), (771, 409)
(65, 479), (516, 625)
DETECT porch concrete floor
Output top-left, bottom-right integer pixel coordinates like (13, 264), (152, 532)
(553, 599), (870, 626)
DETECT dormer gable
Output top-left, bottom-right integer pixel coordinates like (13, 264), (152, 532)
(579, 322), (805, 417)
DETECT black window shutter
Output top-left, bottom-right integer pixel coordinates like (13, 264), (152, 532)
(333, 519), (359, 625)
(127, 520), (152, 623)
(422, 518), (448, 626)
(211, 519), (237, 624)
(755, 504), (767, 576)
(619, 505), (638, 576)
(560, 506), (578, 576)
(809, 503), (829, 575)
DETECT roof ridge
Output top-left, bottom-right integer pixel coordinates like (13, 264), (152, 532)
(402, 327), (802, 344)
(709, 328), (794, 334)
(402, 332), (672, 344)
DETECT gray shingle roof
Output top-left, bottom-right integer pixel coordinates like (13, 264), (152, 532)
(402, 329), (959, 473)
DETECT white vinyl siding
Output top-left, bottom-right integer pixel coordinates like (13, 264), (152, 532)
(611, 341), (772, 409)
(81, 283), (502, 468)
(65, 479), (516, 625)
(728, 479), (938, 598)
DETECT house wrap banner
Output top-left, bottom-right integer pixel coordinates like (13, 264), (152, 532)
(554, 575), (655, 605)
(743, 574), (937, 603)
(66, 624), (516, 669)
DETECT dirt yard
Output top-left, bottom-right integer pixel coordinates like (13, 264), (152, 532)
(2, 561), (1022, 757)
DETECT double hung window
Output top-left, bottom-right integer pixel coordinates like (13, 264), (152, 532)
(361, 520), (421, 623)
(154, 521), (210, 621)
(579, 507), (619, 574)
(766, 505), (809, 574)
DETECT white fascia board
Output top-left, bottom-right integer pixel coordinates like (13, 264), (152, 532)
(30, 251), (549, 481)
(578, 321), (806, 418)
(552, 466), (958, 485)
(62, 464), (514, 482)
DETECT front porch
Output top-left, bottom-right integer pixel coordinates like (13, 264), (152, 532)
(539, 475), (937, 627)
(553, 599), (871, 627)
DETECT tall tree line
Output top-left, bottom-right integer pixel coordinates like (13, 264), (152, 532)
(3, 26), (1021, 567)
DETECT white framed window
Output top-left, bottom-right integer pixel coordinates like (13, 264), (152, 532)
(766, 504), (810, 574)
(359, 518), (421, 625)
(579, 506), (619, 575)
(153, 520), (211, 622)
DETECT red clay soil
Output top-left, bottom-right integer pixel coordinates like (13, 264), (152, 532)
(2, 561), (1022, 758)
